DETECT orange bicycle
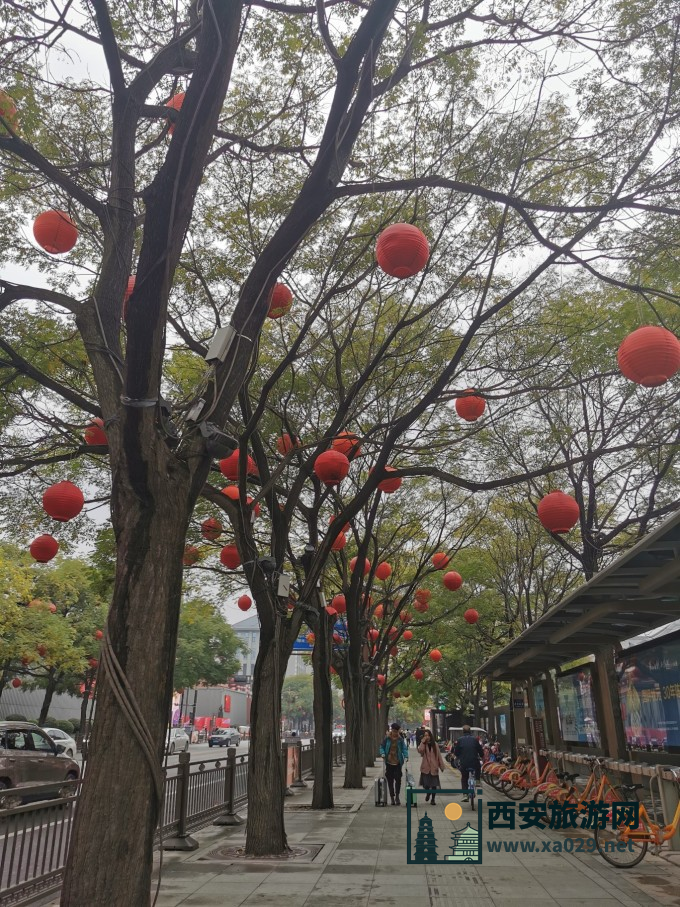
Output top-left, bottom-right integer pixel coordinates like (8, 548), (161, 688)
(500, 755), (558, 801)
(593, 769), (680, 868)
(535, 756), (624, 810)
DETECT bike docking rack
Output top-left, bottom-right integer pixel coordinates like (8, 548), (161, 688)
(0, 737), (340, 907)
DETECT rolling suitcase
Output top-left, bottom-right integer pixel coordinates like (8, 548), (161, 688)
(374, 770), (388, 807)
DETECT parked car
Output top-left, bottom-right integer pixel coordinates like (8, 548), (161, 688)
(208, 728), (241, 747)
(0, 721), (80, 808)
(42, 727), (77, 758)
(166, 727), (190, 754)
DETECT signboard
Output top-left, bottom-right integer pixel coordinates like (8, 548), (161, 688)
(531, 717), (546, 751)
(617, 632), (680, 753)
(512, 699), (525, 710)
(556, 666), (600, 746)
(223, 695), (231, 713)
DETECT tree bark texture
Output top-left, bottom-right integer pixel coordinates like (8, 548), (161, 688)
(311, 609), (334, 809)
(343, 671), (365, 789)
(362, 681), (377, 769)
(38, 668), (58, 725)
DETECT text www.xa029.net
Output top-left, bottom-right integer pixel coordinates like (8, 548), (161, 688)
(487, 839), (635, 854)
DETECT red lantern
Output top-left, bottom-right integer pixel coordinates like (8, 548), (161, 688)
(400, 610), (411, 623)
(245, 495), (261, 518)
(376, 223), (430, 278)
(89, 658), (98, 669)
(332, 432), (361, 459)
(11, 678), (21, 688)
(455, 390), (486, 422)
(122, 275), (136, 320)
(43, 481), (84, 522)
(429, 648), (442, 663)
(431, 552), (449, 570)
(333, 632), (342, 643)
(374, 604), (384, 619)
(617, 326), (680, 387)
(21, 657), (30, 666)
(37, 644), (47, 657)
(220, 544), (241, 569)
(201, 517), (223, 541)
(413, 668), (424, 681)
(443, 571), (462, 591)
(33, 210), (78, 254)
(375, 562), (392, 581)
(538, 491), (580, 534)
(403, 629), (413, 641)
(330, 665), (337, 675)
(388, 627), (399, 640)
(48, 603), (57, 614)
(166, 92), (184, 134)
(325, 606), (337, 618)
(267, 283), (293, 319)
(0, 91), (18, 131)
(183, 545), (200, 566)
(393, 690), (401, 699)
(84, 418), (107, 446)
(390, 645), (398, 656)
(306, 632), (315, 645)
(219, 451), (257, 480)
(377, 674), (386, 687)
(238, 595), (252, 612)
(95, 630), (104, 640)
(350, 556), (371, 575)
(222, 485), (240, 502)
(276, 433), (301, 455)
(464, 608), (479, 625)
(415, 588), (431, 603)
(414, 600), (429, 613)
(331, 532), (347, 551)
(368, 628), (379, 642)
(332, 594), (346, 614)
(314, 450), (350, 485)
(30, 534), (59, 563)
(375, 466), (402, 493)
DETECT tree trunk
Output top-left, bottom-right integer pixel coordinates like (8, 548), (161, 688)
(312, 609), (334, 808)
(61, 456), (192, 907)
(38, 668), (58, 725)
(343, 670), (364, 788)
(362, 680), (377, 769)
(245, 623), (288, 854)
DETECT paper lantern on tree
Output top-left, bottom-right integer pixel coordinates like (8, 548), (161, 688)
(219, 451), (257, 480)
(11, 678), (21, 688)
(431, 552), (450, 570)
(374, 604), (384, 619)
(0, 91), (18, 132)
(95, 630), (104, 641)
(89, 658), (98, 669)
(429, 648), (442, 663)
(219, 544), (241, 569)
(245, 496), (261, 519)
(617, 326), (680, 387)
(388, 627), (399, 640)
(329, 514), (350, 533)
(464, 608), (479, 625)
(376, 223), (430, 278)
(33, 210), (78, 254)
(222, 485), (240, 502)
(455, 390), (486, 422)
(332, 594), (346, 614)
(415, 588), (431, 603)
(413, 668), (424, 681)
(37, 644), (47, 657)
(403, 629), (413, 641)
(414, 600), (429, 613)
(350, 556), (371, 575)
(201, 517), (222, 541)
(325, 606), (337, 618)
(390, 645), (398, 656)
(332, 632), (342, 643)
(48, 603), (57, 614)
(314, 450), (350, 485)
(21, 657), (30, 666)
(400, 610), (411, 623)
(377, 674), (386, 687)
(183, 545), (200, 566)
(376, 466), (402, 493)
(276, 433), (301, 455)
(306, 632), (315, 645)
(30, 534), (59, 563)
(368, 628), (379, 642)
(43, 481), (84, 521)
(443, 571), (462, 591)
(238, 595), (252, 612)
(330, 665), (337, 675)
(84, 418), (107, 446)
(331, 532), (347, 551)
(375, 562), (392, 581)
(537, 491), (580, 534)
(166, 92), (184, 133)
(267, 283), (293, 319)
(393, 690), (401, 699)
(122, 275), (136, 320)
(332, 432), (361, 460)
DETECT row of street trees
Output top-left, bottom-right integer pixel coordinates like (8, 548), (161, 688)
(1, 0), (680, 904)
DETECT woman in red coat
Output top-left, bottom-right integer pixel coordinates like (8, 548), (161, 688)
(417, 729), (446, 805)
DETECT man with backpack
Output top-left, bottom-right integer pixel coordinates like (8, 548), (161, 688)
(379, 722), (408, 805)
(454, 725), (484, 801)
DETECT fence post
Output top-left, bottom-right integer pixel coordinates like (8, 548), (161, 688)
(282, 741), (295, 796)
(291, 738), (307, 788)
(214, 747), (244, 825)
(163, 751), (199, 850)
(307, 738), (315, 777)
(340, 736), (345, 763)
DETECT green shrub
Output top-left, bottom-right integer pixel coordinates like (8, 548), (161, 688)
(44, 717), (75, 735)
(4, 713), (27, 721)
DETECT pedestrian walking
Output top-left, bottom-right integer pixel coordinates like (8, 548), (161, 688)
(415, 725), (427, 747)
(454, 724), (484, 801)
(379, 722), (408, 805)
(417, 729), (447, 805)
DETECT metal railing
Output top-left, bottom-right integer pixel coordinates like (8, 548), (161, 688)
(0, 737), (343, 907)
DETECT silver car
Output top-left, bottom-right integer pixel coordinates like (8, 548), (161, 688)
(43, 727), (77, 758)
(166, 727), (190, 754)
(0, 721), (80, 807)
